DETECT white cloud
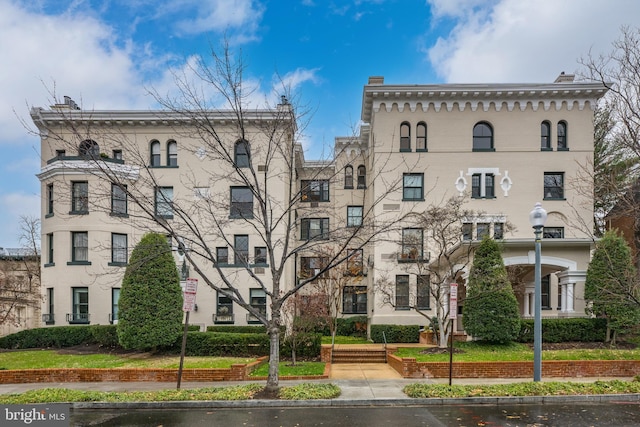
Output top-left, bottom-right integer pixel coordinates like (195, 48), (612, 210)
(426, 0), (640, 83)
(173, 0), (265, 41)
(0, 192), (40, 248)
(0, 0), (153, 144)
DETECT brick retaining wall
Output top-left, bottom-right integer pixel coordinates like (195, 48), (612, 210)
(389, 354), (640, 379)
(0, 357), (267, 384)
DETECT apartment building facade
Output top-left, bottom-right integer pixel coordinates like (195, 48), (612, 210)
(32, 74), (607, 335)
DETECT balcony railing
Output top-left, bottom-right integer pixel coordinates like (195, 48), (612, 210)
(47, 155), (124, 165)
(42, 313), (55, 325)
(246, 313), (264, 324)
(66, 313), (90, 324)
(213, 313), (235, 324)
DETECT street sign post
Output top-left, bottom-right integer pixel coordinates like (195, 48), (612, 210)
(448, 283), (458, 386)
(178, 278), (198, 389)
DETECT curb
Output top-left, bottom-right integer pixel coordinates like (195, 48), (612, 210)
(71, 393), (640, 410)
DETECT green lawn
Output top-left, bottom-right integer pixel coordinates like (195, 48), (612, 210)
(0, 350), (254, 370)
(394, 342), (640, 362)
(249, 361), (326, 377)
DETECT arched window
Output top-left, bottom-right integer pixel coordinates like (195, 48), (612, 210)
(167, 140), (177, 166)
(541, 121), (551, 150)
(234, 139), (250, 168)
(472, 122), (494, 151)
(400, 122), (411, 151)
(150, 140), (160, 166)
(557, 121), (568, 150)
(416, 122), (427, 151)
(344, 165), (354, 189)
(357, 165), (366, 189)
(78, 140), (99, 158)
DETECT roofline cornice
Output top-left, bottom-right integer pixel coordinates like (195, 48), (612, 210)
(361, 81), (610, 121)
(30, 108), (292, 131)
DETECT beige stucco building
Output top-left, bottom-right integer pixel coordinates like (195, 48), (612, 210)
(31, 74), (607, 337)
(0, 248), (41, 336)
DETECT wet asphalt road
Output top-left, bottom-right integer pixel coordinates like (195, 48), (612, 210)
(72, 401), (640, 426)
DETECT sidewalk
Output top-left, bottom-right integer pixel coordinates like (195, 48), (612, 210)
(0, 362), (635, 403)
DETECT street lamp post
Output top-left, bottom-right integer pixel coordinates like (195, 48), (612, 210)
(529, 202), (547, 382)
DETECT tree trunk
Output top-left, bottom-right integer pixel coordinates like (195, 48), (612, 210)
(265, 324), (280, 392)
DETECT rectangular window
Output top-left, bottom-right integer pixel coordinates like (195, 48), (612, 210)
(462, 223), (473, 241)
(471, 174), (481, 198)
(215, 290), (234, 323)
(46, 183), (54, 216)
(216, 247), (228, 264)
(70, 287), (89, 324)
(544, 172), (564, 200)
(494, 222), (504, 239)
(400, 228), (423, 261)
(346, 249), (363, 276)
(45, 287), (54, 324)
(111, 183), (127, 216)
(542, 274), (551, 309)
(155, 186), (173, 218)
(230, 186), (253, 218)
(71, 181), (88, 213)
(112, 150), (123, 160)
(543, 227), (564, 238)
(300, 256), (327, 279)
(111, 233), (127, 265)
(111, 288), (120, 324)
(477, 223), (490, 240)
(301, 180), (329, 202)
(403, 173), (424, 201)
(301, 218), (330, 240)
(234, 235), (249, 265)
(254, 247), (267, 265)
(347, 206), (363, 227)
(472, 173), (494, 198)
(249, 288), (267, 323)
(71, 231), (89, 262)
(395, 275), (410, 310)
(56, 149), (66, 158)
(46, 233), (54, 265)
(417, 274), (430, 309)
(342, 286), (367, 314)
(485, 174), (495, 198)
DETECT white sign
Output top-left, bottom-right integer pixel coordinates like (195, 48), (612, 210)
(449, 283), (458, 320)
(183, 292), (197, 312)
(184, 278), (198, 294)
(182, 278), (198, 312)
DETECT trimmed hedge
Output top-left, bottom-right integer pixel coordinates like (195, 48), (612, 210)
(206, 325), (267, 334)
(370, 324), (420, 343)
(181, 332), (270, 357)
(336, 316), (368, 337)
(89, 325), (120, 347)
(517, 318), (607, 343)
(0, 326), (93, 349)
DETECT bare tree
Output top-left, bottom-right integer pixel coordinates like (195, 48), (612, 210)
(579, 26), (640, 262)
(29, 43), (399, 392)
(374, 196), (508, 347)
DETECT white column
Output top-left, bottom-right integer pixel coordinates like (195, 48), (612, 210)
(561, 284), (567, 313)
(524, 291), (531, 317)
(567, 283), (575, 312)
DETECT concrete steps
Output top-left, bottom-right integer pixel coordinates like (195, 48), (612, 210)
(331, 347), (387, 364)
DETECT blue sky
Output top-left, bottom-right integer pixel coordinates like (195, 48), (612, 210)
(2, 0), (640, 248)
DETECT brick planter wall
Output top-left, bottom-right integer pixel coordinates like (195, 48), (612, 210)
(0, 357), (267, 384)
(391, 356), (640, 379)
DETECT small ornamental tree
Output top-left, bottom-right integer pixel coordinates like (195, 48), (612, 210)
(585, 230), (640, 343)
(117, 232), (183, 351)
(463, 237), (520, 343)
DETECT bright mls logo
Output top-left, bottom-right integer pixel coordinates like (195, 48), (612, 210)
(2, 404), (69, 426)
